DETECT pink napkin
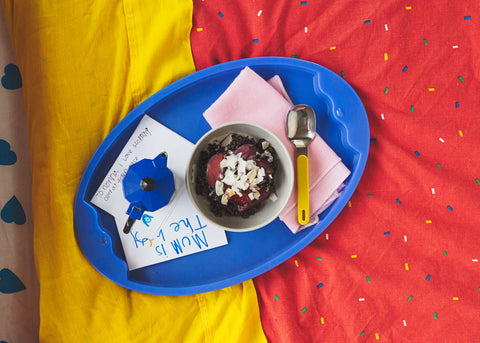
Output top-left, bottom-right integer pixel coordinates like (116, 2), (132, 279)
(203, 67), (351, 233)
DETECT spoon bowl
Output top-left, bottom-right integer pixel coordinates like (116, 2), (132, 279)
(286, 104), (317, 225)
(286, 105), (316, 149)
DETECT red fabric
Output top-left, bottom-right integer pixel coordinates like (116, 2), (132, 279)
(191, 1), (480, 342)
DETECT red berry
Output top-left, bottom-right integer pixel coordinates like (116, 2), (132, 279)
(234, 144), (257, 160)
(229, 193), (254, 212)
(256, 160), (274, 176)
(256, 186), (272, 204)
(229, 186), (271, 212)
(206, 153), (224, 187)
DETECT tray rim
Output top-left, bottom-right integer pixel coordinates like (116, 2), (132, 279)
(74, 56), (370, 295)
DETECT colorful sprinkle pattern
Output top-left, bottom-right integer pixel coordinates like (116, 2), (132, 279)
(191, 1), (480, 341)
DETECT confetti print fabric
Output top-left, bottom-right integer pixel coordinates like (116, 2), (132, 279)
(191, 1), (480, 341)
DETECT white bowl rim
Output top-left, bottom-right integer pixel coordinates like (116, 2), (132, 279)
(185, 121), (294, 232)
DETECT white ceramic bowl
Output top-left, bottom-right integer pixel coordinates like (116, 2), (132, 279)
(186, 121), (294, 232)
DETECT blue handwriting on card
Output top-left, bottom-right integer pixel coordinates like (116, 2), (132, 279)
(90, 115), (228, 270)
(131, 214), (212, 260)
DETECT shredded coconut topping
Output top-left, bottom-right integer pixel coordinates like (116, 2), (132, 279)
(217, 152), (267, 199)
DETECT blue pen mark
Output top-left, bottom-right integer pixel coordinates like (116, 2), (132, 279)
(170, 215), (207, 233)
(142, 214), (153, 227)
(182, 236), (191, 247)
(155, 244), (167, 257)
(130, 215), (212, 262)
(191, 231), (209, 249)
(157, 229), (165, 241)
(194, 215), (207, 231)
(171, 239), (184, 254)
(130, 231), (149, 248)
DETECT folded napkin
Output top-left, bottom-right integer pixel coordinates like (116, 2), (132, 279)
(203, 67), (351, 233)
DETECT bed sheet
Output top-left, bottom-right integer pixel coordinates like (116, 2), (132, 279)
(2, 0), (480, 342)
(0, 1), (265, 342)
(190, 1), (480, 342)
(0, 5), (39, 343)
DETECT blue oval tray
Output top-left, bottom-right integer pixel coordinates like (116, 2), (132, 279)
(74, 57), (370, 295)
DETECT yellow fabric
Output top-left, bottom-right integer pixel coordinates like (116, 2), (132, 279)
(1, 1), (267, 342)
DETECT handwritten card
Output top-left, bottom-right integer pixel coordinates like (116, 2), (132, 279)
(91, 115), (228, 271)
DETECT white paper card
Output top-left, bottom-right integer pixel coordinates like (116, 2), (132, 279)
(90, 115), (228, 270)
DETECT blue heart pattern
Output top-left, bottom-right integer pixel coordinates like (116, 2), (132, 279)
(1, 60), (28, 335)
(0, 139), (17, 165)
(1, 64), (22, 90)
(0, 268), (26, 294)
(1, 60), (29, 330)
(1, 196), (26, 225)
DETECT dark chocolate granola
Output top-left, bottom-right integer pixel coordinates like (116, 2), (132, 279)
(195, 133), (278, 217)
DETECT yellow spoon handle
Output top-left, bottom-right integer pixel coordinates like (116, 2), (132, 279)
(297, 154), (310, 225)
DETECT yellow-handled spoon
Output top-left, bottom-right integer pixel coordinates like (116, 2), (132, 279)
(286, 104), (316, 225)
